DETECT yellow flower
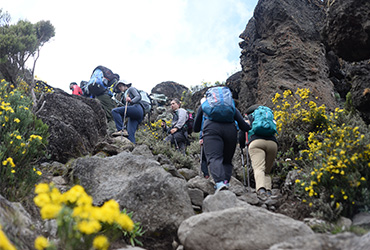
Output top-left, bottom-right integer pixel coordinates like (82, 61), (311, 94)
(295, 179), (301, 184)
(40, 204), (62, 219)
(116, 213), (134, 232)
(309, 202), (313, 207)
(330, 194), (334, 198)
(14, 118), (20, 123)
(0, 227), (17, 250)
(343, 195), (348, 200)
(35, 183), (50, 194)
(361, 177), (366, 181)
(93, 235), (110, 250)
(77, 219), (102, 234)
(34, 236), (50, 250)
(16, 135), (21, 140)
(2, 157), (15, 167)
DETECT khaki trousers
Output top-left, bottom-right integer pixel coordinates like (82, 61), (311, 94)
(249, 139), (278, 191)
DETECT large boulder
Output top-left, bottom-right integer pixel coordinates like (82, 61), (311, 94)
(151, 81), (189, 101)
(178, 191), (314, 250)
(237, 0), (337, 113)
(322, 0), (370, 62)
(71, 150), (195, 250)
(35, 91), (107, 163)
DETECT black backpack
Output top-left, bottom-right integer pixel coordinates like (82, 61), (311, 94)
(185, 111), (194, 134)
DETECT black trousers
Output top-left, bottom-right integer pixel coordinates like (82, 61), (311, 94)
(202, 120), (237, 183)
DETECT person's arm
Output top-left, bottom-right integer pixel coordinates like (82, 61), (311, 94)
(174, 108), (187, 129)
(193, 107), (203, 133)
(127, 87), (142, 104)
(234, 108), (251, 132)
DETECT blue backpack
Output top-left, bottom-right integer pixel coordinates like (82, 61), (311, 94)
(201, 86), (236, 122)
(249, 106), (277, 137)
(82, 66), (119, 97)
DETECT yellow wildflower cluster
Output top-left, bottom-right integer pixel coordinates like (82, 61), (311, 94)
(33, 183), (134, 250)
(34, 80), (54, 94)
(272, 88), (326, 134)
(142, 119), (171, 140)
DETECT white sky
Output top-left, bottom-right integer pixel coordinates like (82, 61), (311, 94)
(2, 0), (256, 93)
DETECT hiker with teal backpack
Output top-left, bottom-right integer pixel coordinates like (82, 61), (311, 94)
(111, 82), (144, 144)
(239, 105), (278, 201)
(193, 86), (250, 193)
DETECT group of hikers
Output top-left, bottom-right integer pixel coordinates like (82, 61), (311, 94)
(69, 66), (278, 200)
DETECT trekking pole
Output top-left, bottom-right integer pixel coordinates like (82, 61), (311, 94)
(172, 133), (179, 150)
(240, 147), (247, 187)
(121, 101), (128, 141)
(199, 144), (203, 176)
(246, 146), (251, 192)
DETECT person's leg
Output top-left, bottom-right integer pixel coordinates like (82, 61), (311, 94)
(249, 139), (267, 192)
(221, 124), (237, 183)
(203, 132), (224, 183)
(111, 107), (124, 131)
(125, 104), (143, 143)
(264, 140), (278, 191)
(96, 94), (116, 122)
(200, 146), (209, 177)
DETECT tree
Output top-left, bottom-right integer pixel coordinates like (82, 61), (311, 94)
(0, 9), (55, 88)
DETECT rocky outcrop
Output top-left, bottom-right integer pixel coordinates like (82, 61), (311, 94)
(151, 81), (189, 101)
(35, 91), (108, 163)
(71, 148), (195, 249)
(0, 195), (42, 250)
(322, 0), (370, 62)
(237, 0), (337, 113)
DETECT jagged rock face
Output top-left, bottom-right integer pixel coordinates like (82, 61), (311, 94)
(238, 0), (337, 113)
(322, 0), (370, 62)
(347, 62), (370, 124)
(35, 91), (107, 163)
(151, 81), (189, 102)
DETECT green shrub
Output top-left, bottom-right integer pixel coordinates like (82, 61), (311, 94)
(273, 87), (370, 221)
(0, 79), (49, 200)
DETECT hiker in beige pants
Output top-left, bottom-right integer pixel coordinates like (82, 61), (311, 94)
(249, 139), (278, 194)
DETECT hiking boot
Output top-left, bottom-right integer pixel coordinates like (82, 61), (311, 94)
(266, 189), (279, 199)
(257, 188), (268, 201)
(215, 181), (228, 194)
(111, 130), (128, 137)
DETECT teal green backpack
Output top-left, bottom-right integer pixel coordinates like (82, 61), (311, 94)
(249, 106), (277, 138)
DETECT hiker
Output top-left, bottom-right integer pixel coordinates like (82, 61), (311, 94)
(193, 86), (250, 192)
(69, 82), (83, 96)
(239, 105), (278, 201)
(199, 96), (209, 178)
(111, 82), (143, 144)
(164, 98), (188, 153)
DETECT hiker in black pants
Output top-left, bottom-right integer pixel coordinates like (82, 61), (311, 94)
(164, 98), (188, 152)
(193, 105), (250, 192)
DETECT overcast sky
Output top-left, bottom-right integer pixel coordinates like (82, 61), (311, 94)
(2, 0), (257, 93)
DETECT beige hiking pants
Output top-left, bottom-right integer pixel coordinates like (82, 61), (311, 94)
(248, 139), (278, 192)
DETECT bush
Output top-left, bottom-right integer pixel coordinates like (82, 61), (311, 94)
(33, 183), (144, 250)
(0, 79), (49, 200)
(273, 87), (370, 221)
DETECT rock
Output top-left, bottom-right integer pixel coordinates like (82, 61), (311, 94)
(269, 232), (361, 250)
(237, 0), (337, 113)
(352, 212), (370, 229)
(178, 196), (313, 250)
(35, 91), (107, 163)
(0, 195), (42, 250)
(71, 152), (195, 249)
(322, 0), (370, 62)
(151, 81), (189, 101)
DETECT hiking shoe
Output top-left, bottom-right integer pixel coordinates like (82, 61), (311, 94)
(266, 190), (279, 199)
(215, 181), (228, 194)
(224, 180), (230, 188)
(111, 130), (129, 137)
(257, 188), (268, 201)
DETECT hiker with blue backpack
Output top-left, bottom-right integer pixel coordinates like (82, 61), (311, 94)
(81, 66), (119, 122)
(164, 98), (188, 154)
(111, 82), (144, 144)
(193, 86), (250, 193)
(239, 105), (278, 201)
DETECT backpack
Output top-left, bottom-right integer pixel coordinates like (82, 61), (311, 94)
(82, 66), (119, 97)
(184, 111), (194, 134)
(249, 106), (277, 137)
(201, 86), (236, 122)
(138, 90), (152, 115)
